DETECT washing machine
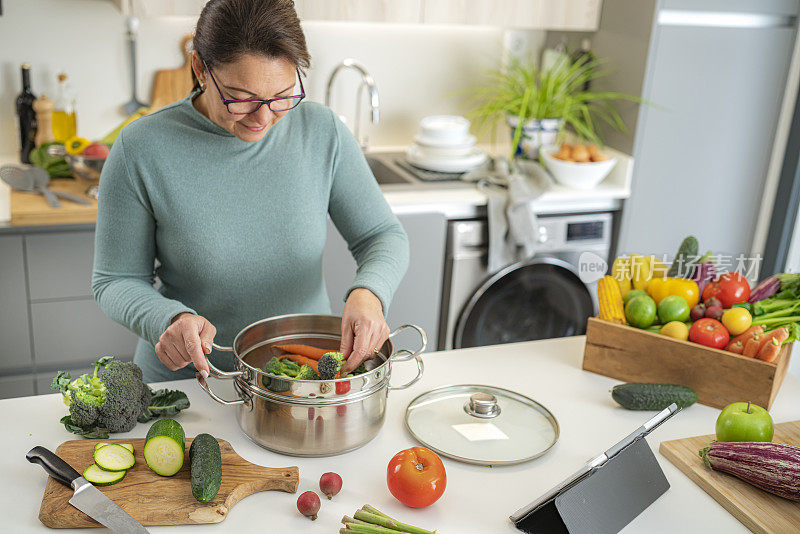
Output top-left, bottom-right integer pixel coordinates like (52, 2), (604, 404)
(439, 212), (614, 351)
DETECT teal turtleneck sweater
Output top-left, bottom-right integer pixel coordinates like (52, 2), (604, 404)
(92, 95), (409, 382)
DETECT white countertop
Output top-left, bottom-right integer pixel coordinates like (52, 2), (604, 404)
(4, 336), (798, 533)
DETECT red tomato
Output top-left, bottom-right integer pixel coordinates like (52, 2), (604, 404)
(689, 318), (730, 349)
(702, 273), (750, 309)
(387, 447), (446, 508)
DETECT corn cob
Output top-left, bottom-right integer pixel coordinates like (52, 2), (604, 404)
(598, 275), (626, 324)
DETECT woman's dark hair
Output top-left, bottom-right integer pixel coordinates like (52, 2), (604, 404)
(192, 0), (311, 90)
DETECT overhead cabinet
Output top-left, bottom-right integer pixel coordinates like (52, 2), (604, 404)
(113, 0), (603, 30)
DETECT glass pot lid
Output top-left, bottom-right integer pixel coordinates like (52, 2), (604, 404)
(404, 384), (559, 466)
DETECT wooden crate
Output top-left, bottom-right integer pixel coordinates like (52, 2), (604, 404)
(582, 317), (793, 409)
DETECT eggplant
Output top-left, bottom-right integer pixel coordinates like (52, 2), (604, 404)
(700, 441), (800, 501)
(691, 262), (717, 295)
(749, 275), (781, 303)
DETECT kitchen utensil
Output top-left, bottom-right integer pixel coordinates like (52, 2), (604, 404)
(539, 144), (617, 190)
(406, 145), (488, 173)
(9, 175), (96, 225)
(1, 165), (60, 207)
(47, 143), (105, 199)
(27, 445), (149, 533)
(150, 34), (195, 111)
(124, 16), (147, 115)
(660, 420), (800, 534)
(512, 405), (678, 534)
(405, 385), (559, 466)
(197, 313), (426, 457)
(35, 438), (298, 528)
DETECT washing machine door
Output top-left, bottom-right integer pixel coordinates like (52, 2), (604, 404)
(454, 257), (593, 349)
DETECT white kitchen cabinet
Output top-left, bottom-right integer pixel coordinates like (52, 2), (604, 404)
(0, 236), (33, 374)
(26, 232), (95, 301)
(423, 0), (602, 30)
(323, 212), (447, 351)
(111, 0), (602, 30)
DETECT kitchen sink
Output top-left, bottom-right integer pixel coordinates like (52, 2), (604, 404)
(365, 153), (418, 186)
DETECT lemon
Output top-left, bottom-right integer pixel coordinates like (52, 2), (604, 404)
(660, 321), (689, 341)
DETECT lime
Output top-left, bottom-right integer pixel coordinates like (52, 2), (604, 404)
(625, 295), (657, 329)
(623, 289), (648, 306)
(660, 321), (689, 340)
(657, 295), (690, 323)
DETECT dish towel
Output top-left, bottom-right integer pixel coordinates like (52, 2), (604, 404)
(478, 159), (548, 273)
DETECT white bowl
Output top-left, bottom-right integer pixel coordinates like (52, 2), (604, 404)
(414, 133), (476, 150)
(412, 139), (476, 159)
(419, 115), (471, 144)
(406, 145), (488, 173)
(539, 144), (617, 190)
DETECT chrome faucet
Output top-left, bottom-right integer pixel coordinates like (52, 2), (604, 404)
(324, 59), (380, 151)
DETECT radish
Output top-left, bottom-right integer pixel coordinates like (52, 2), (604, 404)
(297, 491), (321, 520)
(319, 472), (342, 499)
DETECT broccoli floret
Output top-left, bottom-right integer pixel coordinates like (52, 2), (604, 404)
(263, 357), (283, 376)
(281, 359), (301, 377)
(353, 362), (368, 375)
(318, 352), (345, 380)
(52, 356), (152, 434)
(295, 364), (319, 381)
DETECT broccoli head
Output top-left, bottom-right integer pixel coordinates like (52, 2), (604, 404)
(295, 364), (319, 381)
(263, 356), (284, 376)
(52, 356), (152, 434)
(318, 352), (345, 380)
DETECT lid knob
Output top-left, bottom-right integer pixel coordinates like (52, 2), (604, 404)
(464, 392), (501, 418)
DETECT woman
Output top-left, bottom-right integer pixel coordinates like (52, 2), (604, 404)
(92, 0), (409, 383)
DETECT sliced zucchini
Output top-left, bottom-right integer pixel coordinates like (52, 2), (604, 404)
(144, 418), (185, 476)
(93, 443), (135, 472)
(83, 464), (126, 486)
(94, 442), (134, 454)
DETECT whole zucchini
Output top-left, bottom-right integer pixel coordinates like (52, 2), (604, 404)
(189, 433), (222, 502)
(700, 441), (800, 501)
(668, 236), (699, 278)
(611, 383), (697, 410)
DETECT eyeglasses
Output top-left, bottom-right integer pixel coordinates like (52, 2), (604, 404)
(201, 58), (305, 114)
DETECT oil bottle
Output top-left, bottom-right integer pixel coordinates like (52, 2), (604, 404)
(52, 72), (77, 143)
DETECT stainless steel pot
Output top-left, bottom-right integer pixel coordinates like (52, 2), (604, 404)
(197, 313), (426, 456)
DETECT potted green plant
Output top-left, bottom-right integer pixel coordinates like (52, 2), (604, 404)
(467, 55), (642, 160)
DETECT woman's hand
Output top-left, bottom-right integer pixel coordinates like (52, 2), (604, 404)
(155, 312), (216, 378)
(339, 288), (390, 375)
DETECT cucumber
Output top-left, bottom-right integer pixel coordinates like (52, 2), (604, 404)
(189, 433), (222, 502)
(83, 464), (127, 486)
(95, 443), (134, 454)
(668, 236), (699, 278)
(93, 443), (135, 471)
(144, 418), (185, 476)
(611, 382), (697, 410)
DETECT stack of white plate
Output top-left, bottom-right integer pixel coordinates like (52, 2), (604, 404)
(406, 115), (488, 173)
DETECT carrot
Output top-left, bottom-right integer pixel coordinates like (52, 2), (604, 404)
(279, 353), (319, 373)
(725, 340), (744, 354)
(275, 344), (328, 360)
(729, 325), (765, 346)
(742, 334), (763, 357)
(755, 328), (789, 363)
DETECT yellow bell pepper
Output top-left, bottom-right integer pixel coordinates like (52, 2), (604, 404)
(646, 277), (700, 308)
(611, 257), (632, 298)
(630, 254), (668, 291)
(65, 135), (91, 155)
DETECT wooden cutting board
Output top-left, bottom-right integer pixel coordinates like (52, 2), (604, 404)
(150, 34), (195, 112)
(659, 420), (800, 534)
(38, 438), (298, 528)
(11, 178), (96, 226)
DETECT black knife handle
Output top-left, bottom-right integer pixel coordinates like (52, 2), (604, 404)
(26, 446), (82, 487)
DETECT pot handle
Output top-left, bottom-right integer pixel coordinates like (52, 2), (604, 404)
(207, 342), (244, 379)
(387, 324), (427, 391)
(196, 373), (245, 406)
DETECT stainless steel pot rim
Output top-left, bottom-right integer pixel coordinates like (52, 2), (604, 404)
(403, 383), (560, 466)
(217, 313), (395, 382)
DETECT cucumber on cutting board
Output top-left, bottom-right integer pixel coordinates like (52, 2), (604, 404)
(83, 464), (127, 486)
(611, 383), (697, 410)
(94, 443), (134, 454)
(189, 433), (222, 502)
(144, 418), (185, 476)
(93, 443), (135, 472)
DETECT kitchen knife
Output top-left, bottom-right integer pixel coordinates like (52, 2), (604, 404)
(27, 446), (149, 533)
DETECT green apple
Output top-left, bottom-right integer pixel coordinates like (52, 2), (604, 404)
(715, 402), (773, 442)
